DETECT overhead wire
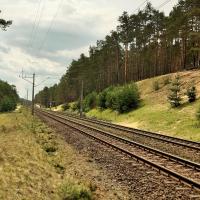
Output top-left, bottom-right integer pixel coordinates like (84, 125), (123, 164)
(133, 0), (148, 13)
(38, 0), (65, 51)
(31, 0), (47, 48)
(157, 0), (172, 9)
(27, 0), (42, 49)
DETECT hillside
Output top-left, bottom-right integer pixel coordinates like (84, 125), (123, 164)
(87, 69), (200, 142)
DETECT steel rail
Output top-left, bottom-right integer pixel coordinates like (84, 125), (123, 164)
(41, 110), (200, 170)
(55, 111), (200, 151)
(37, 109), (200, 190)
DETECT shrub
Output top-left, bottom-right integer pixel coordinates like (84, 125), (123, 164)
(105, 89), (117, 109)
(62, 103), (70, 111)
(186, 84), (196, 103)
(0, 96), (17, 112)
(112, 84), (140, 113)
(59, 181), (92, 200)
(97, 91), (107, 109)
(97, 87), (114, 109)
(0, 80), (18, 112)
(99, 83), (140, 113)
(71, 101), (80, 111)
(168, 75), (182, 107)
(83, 92), (97, 112)
(152, 80), (160, 91)
(43, 144), (57, 153)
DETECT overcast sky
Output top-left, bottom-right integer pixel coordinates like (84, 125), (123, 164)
(0, 0), (178, 98)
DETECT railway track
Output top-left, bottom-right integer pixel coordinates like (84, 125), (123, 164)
(37, 109), (200, 190)
(55, 111), (200, 151)
(49, 110), (200, 164)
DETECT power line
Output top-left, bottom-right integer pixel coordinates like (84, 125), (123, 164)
(27, 0), (42, 49)
(38, 0), (64, 51)
(31, 0), (47, 48)
(157, 0), (172, 9)
(134, 0), (148, 13)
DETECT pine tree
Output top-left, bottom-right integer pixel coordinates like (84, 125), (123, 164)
(168, 75), (182, 107)
(186, 83), (196, 103)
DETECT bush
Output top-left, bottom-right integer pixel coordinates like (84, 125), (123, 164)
(70, 101), (80, 111)
(83, 92), (97, 112)
(186, 84), (196, 103)
(112, 84), (140, 113)
(0, 96), (17, 112)
(105, 89), (117, 109)
(97, 87), (114, 109)
(62, 103), (70, 111)
(152, 80), (160, 91)
(98, 83), (140, 113)
(59, 181), (92, 200)
(0, 80), (18, 112)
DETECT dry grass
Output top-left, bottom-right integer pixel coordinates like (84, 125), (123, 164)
(0, 108), (128, 199)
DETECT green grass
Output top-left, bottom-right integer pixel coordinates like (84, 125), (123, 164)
(87, 99), (200, 142)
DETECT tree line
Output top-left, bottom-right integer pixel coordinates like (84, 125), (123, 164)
(35, 0), (200, 107)
(0, 80), (19, 112)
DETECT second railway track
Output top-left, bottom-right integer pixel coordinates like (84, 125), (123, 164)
(55, 111), (200, 150)
(37, 109), (200, 190)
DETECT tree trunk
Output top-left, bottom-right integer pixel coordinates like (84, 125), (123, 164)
(124, 43), (128, 83)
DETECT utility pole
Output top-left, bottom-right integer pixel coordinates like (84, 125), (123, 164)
(80, 80), (84, 117)
(20, 70), (48, 115)
(32, 73), (35, 115)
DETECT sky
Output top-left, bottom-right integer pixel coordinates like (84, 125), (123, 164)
(0, 0), (178, 99)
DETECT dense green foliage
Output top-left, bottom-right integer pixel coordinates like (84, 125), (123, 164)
(64, 83), (140, 113)
(36, 0), (200, 107)
(102, 84), (140, 113)
(83, 92), (97, 112)
(0, 80), (19, 112)
(97, 87), (114, 109)
(168, 76), (182, 107)
(186, 84), (196, 103)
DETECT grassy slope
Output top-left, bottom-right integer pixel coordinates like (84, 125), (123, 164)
(87, 70), (200, 142)
(0, 108), (128, 199)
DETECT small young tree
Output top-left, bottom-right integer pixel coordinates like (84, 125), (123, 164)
(168, 75), (181, 107)
(186, 83), (196, 103)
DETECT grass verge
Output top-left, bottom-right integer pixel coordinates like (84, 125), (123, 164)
(0, 108), (127, 199)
